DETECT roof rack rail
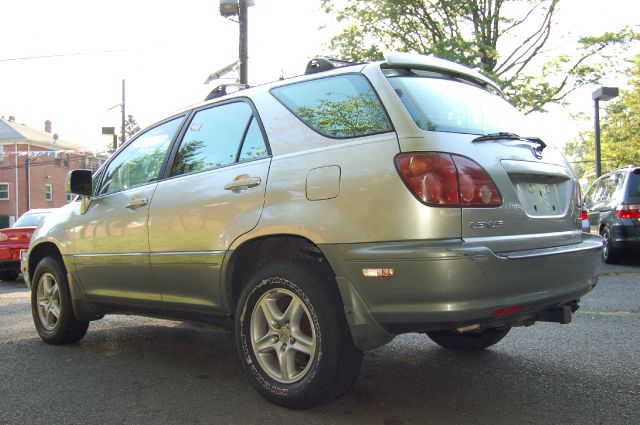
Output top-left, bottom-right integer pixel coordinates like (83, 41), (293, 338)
(304, 57), (358, 75)
(204, 83), (248, 101)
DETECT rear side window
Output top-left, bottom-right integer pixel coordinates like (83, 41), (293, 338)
(271, 74), (391, 138)
(171, 101), (269, 176)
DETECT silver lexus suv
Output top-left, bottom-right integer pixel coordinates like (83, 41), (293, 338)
(24, 52), (602, 409)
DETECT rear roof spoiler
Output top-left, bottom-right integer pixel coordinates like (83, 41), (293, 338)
(383, 51), (503, 95)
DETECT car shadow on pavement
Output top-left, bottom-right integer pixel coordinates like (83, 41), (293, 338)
(6, 318), (634, 425)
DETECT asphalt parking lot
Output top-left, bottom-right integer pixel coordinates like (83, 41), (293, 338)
(1, 259), (639, 425)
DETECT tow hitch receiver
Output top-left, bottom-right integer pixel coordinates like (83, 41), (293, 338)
(540, 302), (578, 324)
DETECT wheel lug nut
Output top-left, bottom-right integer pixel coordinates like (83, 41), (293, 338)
(281, 344), (287, 351)
(273, 323), (281, 329)
(290, 338), (296, 344)
(272, 335), (279, 343)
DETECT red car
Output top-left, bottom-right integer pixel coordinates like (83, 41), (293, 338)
(0, 209), (55, 281)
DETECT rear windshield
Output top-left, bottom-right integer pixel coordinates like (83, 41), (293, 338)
(627, 171), (640, 203)
(385, 70), (532, 136)
(13, 212), (50, 227)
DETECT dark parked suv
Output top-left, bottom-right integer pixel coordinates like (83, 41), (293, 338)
(584, 166), (640, 263)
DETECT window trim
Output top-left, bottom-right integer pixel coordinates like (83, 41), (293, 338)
(163, 97), (272, 181)
(269, 72), (395, 140)
(0, 182), (9, 200)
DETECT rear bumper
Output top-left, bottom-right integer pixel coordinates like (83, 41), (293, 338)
(611, 222), (640, 249)
(321, 233), (602, 347)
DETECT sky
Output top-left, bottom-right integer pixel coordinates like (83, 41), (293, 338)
(0, 0), (638, 152)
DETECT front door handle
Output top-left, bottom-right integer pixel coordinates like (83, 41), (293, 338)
(224, 174), (261, 192)
(125, 198), (148, 209)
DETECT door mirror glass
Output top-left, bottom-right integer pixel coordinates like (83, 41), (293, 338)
(66, 169), (93, 196)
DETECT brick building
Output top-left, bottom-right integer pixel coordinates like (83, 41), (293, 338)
(0, 118), (108, 224)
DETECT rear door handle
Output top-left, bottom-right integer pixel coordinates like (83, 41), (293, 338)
(224, 175), (261, 192)
(125, 198), (148, 209)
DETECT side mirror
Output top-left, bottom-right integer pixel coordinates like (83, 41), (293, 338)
(66, 169), (93, 196)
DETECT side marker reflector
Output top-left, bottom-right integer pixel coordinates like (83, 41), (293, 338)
(362, 268), (395, 278)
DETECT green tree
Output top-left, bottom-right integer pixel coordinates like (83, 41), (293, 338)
(564, 56), (640, 182)
(125, 114), (141, 138)
(322, 0), (638, 113)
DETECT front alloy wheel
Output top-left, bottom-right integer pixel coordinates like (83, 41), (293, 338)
(36, 272), (62, 331)
(31, 256), (89, 344)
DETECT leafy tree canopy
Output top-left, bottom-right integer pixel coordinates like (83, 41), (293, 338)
(125, 114), (141, 138)
(564, 55), (640, 182)
(322, 0), (638, 113)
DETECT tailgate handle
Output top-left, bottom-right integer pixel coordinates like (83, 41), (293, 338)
(125, 198), (148, 209)
(224, 175), (261, 192)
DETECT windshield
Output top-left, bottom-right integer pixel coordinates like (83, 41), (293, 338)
(386, 74), (533, 136)
(13, 211), (51, 227)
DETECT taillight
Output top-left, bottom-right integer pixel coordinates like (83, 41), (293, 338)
(581, 209), (588, 220)
(615, 204), (640, 219)
(395, 152), (502, 207)
(0, 232), (7, 242)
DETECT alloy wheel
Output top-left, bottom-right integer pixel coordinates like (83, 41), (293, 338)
(36, 272), (61, 331)
(250, 288), (317, 384)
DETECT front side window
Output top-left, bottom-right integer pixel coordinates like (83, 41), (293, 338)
(98, 117), (182, 196)
(171, 102), (268, 176)
(271, 74), (392, 138)
(385, 70), (533, 136)
(0, 183), (8, 200)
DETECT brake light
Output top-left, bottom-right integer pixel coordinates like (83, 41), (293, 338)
(395, 152), (502, 207)
(581, 209), (588, 220)
(615, 204), (640, 219)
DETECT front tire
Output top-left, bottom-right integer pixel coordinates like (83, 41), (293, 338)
(235, 260), (363, 409)
(31, 257), (89, 344)
(427, 327), (511, 351)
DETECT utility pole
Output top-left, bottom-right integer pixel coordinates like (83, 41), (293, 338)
(238, 0), (248, 85)
(121, 79), (126, 146)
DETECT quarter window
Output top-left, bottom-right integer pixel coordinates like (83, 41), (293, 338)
(271, 74), (392, 138)
(98, 117), (182, 196)
(171, 102), (268, 176)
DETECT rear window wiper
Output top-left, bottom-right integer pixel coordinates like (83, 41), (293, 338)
(472, 132), (546, 151)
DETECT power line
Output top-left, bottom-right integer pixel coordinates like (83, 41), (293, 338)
(0, 45), (166, 63)
(0, 48), (130, 63)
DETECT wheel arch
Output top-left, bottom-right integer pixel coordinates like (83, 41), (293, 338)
(222, 234), (334, 311)
(29, 241), (66, 279)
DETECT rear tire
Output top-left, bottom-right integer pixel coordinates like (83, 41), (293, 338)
(0, 270), (19, 281)
(427, 327), (511, 351)
(235, 260), (363, 409)
(601, 228), (618, 264)
(31, 257), (89, 344)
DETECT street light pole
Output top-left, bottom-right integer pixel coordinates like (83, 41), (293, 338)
(592, 87), (619, 178)
(594, 98), (602, 178)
